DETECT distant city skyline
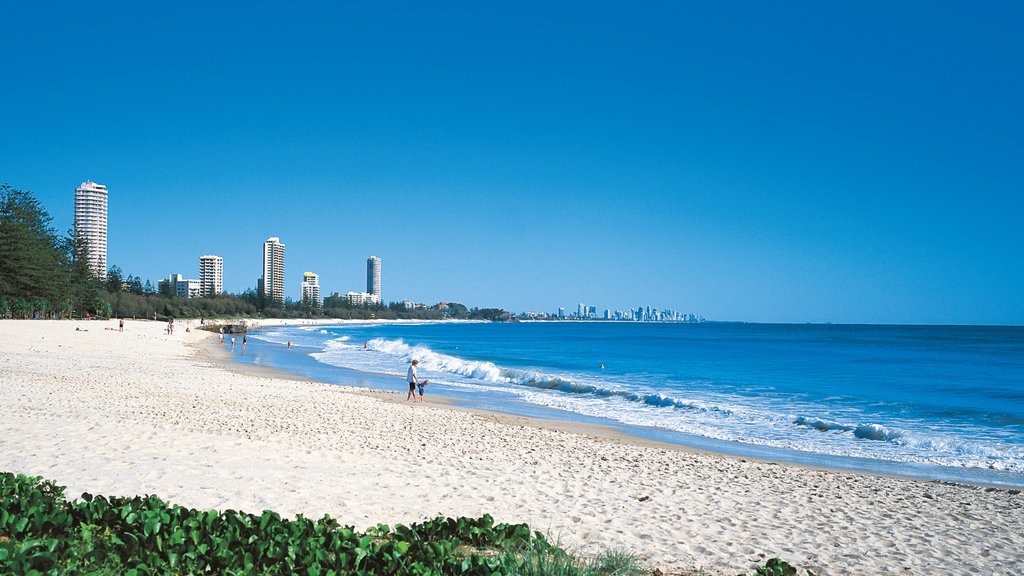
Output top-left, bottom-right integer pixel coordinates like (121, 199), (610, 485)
(527, 302), (702, 323)
(4, 3), (1022, 324)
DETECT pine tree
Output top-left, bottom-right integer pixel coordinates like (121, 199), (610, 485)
(0, 184), (68, 312)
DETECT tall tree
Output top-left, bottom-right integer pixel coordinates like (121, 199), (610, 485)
(0, 184), (67, 305)
(106, 265), (125, 293)
(67, 232), (102, 315)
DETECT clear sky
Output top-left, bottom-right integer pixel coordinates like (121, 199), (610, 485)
(2, 2), (1021, 324)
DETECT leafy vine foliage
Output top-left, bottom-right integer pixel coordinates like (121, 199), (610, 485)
(0, 473), (557, 575)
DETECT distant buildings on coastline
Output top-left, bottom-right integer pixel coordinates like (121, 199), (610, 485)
(156, 233), (382, 306)
(330, 291), (379, 306)
(318, 255), (384, 307)
(74, 181), (108, 279)
(312, 256), (383, 308)
(159, 273), (200, 298)
(65, 180), (683, 315)
(158, 256), (222, 300)
(522, 302), (704, 322)
(244, 236), (383, 307)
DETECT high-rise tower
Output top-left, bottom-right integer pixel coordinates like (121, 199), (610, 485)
(199, 255), (223, 296)
(74, 181), (108, 279)
(300, 271), (320, 307)
(262, 237), (285, 304)
(366, 256), (381, 301)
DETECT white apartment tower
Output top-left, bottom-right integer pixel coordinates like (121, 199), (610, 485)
(199, 255), (223, 296)
(367, 256), (381, 301)
(262, 237), (285, 304)
(300, 272), (320, 307)
(74, 181), (108, 279)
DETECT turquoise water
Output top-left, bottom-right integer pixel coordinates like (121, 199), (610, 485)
(235, 321), (1024, 487)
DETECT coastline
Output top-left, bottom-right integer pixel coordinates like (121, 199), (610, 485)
(2, 319), (1023, 574)
(213, 322), (953, 486)
(236, 320), (1024, 489)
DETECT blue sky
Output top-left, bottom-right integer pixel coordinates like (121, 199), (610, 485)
(2, 2), (1021, 324)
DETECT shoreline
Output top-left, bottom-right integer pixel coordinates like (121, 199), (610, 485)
(232, 320), (1024, 490)
(3, 319), (1023, 574)
(209, 328), (964, 489)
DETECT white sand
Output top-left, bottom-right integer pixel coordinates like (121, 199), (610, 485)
(1, 319), (1022, 575)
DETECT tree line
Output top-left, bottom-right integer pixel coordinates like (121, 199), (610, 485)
(1, 183), (509, 321)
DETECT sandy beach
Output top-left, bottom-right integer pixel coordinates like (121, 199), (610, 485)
(1, 319), (1022, 575)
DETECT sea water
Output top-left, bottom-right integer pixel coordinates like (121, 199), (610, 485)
(234, 322), (1024, 487)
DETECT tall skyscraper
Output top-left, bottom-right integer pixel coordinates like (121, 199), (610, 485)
(300, 272), (320, 306)
(366, 256), (381, 301)
(74, 181), (108, 279)
(199, 255), (223, 297)
(262, 237), (285, 304)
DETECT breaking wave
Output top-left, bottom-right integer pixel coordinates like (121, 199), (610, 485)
(299, 333), (1024, 475)
(331, 336), (735, 416)
(793, 415), (1024, 470)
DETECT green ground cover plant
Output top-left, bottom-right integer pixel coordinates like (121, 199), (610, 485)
(0, 473), (643, 576)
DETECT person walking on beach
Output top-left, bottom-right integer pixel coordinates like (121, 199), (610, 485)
(119, 318), (124, 332)
(407, 359), (420, 401)
(417, 379), (429, 402)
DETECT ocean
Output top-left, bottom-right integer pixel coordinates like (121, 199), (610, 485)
(233, 321), (1024, 487)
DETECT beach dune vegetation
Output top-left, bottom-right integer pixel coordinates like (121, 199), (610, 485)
(0, 473), (644, 575)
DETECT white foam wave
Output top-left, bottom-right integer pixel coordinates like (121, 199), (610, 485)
(366, 337), (507, 382)
(301, 332), (1024, 475)
(791, 416), (1024, 471)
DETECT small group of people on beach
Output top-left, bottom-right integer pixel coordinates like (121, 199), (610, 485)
(217, 327), (246, 352)
(406, 359), (429, 402)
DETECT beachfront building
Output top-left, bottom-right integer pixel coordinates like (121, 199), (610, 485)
(261, 237), (285, 304)
(345, 291), (379, 306)
(178, 278), (200, 298)
(199, 255), (223, 297)
(300, 272), (320, 307)
(159, 273), (201, 298)
(366, 256), (381, 301)
(74, 180), (108, 279)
